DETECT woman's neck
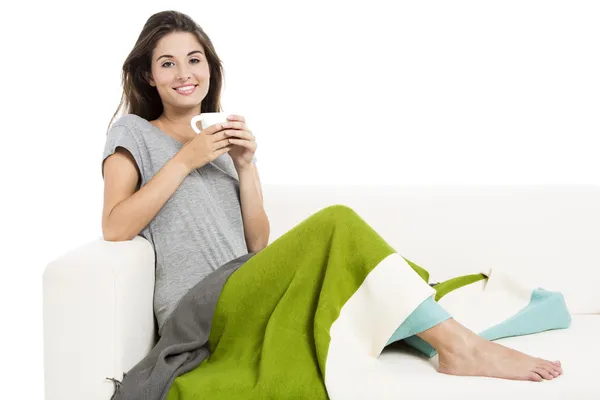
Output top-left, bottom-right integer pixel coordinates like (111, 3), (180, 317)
(160, 106), (199, 128)
(156, 107), (200, 142)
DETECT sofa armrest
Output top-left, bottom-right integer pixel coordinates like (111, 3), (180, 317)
(43, 236), (156, 400)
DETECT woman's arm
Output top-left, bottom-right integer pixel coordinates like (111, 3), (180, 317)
(102, 148), (190, 241)
(236, 163), (270, 252)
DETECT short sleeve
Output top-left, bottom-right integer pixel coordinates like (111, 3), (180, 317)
(101, 123), (145, 183)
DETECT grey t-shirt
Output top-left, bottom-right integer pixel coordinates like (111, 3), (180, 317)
(101, 114), (249, 333)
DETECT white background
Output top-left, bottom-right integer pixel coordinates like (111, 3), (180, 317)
(1, 0), (598, 397)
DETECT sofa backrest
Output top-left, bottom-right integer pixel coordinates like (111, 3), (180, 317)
(262, 184), (600, 314)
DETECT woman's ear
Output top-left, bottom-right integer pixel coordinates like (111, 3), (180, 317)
(145, 71), (155, 87)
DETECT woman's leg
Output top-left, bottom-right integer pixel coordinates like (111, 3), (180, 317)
(262, 204), (562, 382)
(318, 205), (563, 381)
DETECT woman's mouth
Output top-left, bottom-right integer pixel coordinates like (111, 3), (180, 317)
(173, 85), (198, 95)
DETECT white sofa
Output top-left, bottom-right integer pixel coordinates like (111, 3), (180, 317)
(43, 185), (600, 399)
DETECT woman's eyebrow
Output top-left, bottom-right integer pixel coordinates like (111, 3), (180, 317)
(156, 50), (204, 61)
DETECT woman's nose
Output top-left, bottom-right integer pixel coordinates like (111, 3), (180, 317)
(176, 66), (191, 81)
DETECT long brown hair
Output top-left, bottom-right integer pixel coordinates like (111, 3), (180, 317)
(107, 10), (224, 133)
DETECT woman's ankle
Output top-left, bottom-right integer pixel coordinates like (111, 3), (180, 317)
(416, 318), (473, 354)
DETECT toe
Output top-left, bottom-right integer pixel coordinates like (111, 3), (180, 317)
(529, 372), (543, 382)
(534, 367), (554, 380)
(552, 363), (563, 374)
(543, 360), (562, 376)
(552, 365), (563, 376)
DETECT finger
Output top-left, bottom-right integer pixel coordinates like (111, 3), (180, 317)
(212, 130), (231, 142)
(224, 130), (253, 140)
(226, 114), (246, 123)
(213, 145), (232, 158)
(213, 138), (231, 150)
(205, 121), (231, 135)
(228, 138), (257, 150)
(221, 121), (247, 131)
(213, 129), (253, 142)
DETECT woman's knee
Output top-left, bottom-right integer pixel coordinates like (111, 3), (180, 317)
(318, 204), (361, 224)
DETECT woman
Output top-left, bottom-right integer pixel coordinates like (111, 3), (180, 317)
(102, 10), (562, 390)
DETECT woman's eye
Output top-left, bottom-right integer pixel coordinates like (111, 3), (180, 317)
(161, 59), (201, 68)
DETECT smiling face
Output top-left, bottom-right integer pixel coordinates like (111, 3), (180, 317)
(147, 31), (211, 114)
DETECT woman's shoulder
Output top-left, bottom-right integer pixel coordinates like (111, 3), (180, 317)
(108, 114), (155, 143)
(110, 113), (151, 131)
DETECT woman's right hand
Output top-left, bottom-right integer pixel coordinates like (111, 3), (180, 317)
(175, 122), (232, 172)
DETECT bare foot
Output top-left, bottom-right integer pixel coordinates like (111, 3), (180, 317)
(418, 319), (563, 382)
(438, 335), (563, 381)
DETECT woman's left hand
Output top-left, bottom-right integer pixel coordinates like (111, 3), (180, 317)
(223, 115), (257, 169)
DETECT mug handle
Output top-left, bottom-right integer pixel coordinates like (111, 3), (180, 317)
(190, 115), (203, 134)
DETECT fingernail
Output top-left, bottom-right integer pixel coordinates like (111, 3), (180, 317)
(222, 122), (229, 128)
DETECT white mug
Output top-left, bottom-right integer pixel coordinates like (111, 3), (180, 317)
(190, 112), (230, 134)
